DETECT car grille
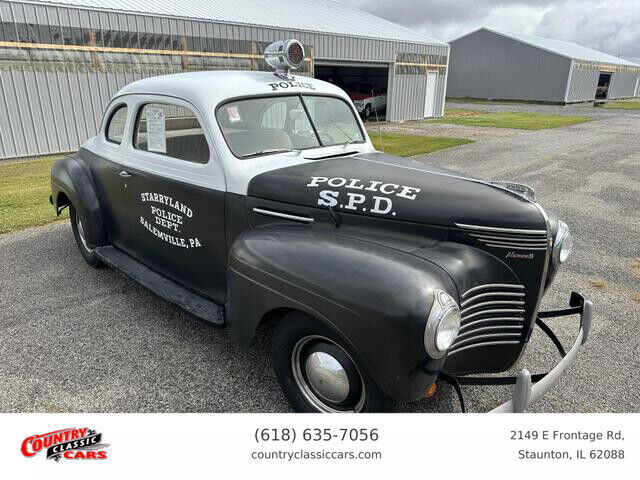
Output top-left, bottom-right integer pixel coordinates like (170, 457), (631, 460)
(455, 223), (549, 250)
(448, 283), (526, 356)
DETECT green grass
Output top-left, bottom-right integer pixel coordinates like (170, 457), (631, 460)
(600, 100), (640, 110)
(369, 132), (473, 157)
(0, 155), (67, 234)
(431, 108), (591, 130)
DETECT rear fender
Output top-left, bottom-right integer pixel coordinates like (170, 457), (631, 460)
(51, 153), (106, 247)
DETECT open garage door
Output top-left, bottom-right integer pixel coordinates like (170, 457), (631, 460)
(315, 63), (389, 121)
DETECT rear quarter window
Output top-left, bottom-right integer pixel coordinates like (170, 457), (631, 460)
(105, 105), (128, 144)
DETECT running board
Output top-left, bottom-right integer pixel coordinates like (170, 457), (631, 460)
(95, 246), (224, 326)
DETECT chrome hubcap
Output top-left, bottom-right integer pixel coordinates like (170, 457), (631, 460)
(77, 218), (93, 253)
(291, 335), (365, 413)
(305, 351), (350, 403)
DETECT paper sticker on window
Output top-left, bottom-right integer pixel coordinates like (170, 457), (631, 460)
(146, 106), (167, 153)
(226, 106), (242, 123)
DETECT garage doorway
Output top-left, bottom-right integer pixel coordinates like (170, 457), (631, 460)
(315, 64), (389, 121)
(596, 72), (612, 99)
(424, 71), (437, 118)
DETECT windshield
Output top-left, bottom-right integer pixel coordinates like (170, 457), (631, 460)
(216, 94), (365, 158)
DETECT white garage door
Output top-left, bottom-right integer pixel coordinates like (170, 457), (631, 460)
(424, 72), (437, 118)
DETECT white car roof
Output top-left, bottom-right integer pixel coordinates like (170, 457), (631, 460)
(115, 70), (350, 108)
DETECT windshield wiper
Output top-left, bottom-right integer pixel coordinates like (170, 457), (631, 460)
(328, 120), (362, 148)
(240, 148), (300, 158)
(341, 138), (361, 148)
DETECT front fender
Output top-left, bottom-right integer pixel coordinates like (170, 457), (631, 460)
(51, 153), (106, 247)
(227, 224), (457, 401)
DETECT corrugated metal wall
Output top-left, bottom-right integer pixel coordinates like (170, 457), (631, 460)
(387, 73), (426, 122)
(386, 69), (446, 122)
(448, 29), (572, 103)
(565, 67), (600, 102)
(0, 0), (449, 159)
(609, 71), (640, 99)
(566, 65), (640, 102)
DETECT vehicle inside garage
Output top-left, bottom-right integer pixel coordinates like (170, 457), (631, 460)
(596, 72), (612, 99)
(315, 64), (389, 120)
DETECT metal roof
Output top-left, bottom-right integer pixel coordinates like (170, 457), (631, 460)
(29, 0), (446, 45)
(454, 27), (638, 67)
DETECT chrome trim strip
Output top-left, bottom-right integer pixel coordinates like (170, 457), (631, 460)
(252, 208), (314, 223)
(471, 234), (547, 242)
(462, 284), (525, 299)
(459, 317), (524, 332)
(481, 241), (549, 248)
(461, 300), (525, 315)
(462, 308), (525, 322)
(448, 340), (521, 356)
(455, 223), (547, 235)
(451, 333), (522, 350)
(485, 244), (548, 250)
(461, 291), (525, 307)
(454, 325), (523, 342)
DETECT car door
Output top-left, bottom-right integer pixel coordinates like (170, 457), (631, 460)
(90, 102), (135, 249)
(118, 96), (228, 303)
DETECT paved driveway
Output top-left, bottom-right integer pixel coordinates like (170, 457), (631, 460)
(1, 109), (638, 413)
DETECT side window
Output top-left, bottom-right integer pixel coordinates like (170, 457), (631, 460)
(134, 103), (210, 164)
(106, 105), (128, 144)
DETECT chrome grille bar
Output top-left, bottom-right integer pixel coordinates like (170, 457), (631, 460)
(456, 222), (549, 251)
(450, 283), (527, 355)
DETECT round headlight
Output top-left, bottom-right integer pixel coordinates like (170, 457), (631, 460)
(424, 290), (461, 358)
(559, 230), (573, 263)
(554, 221), (573, 265)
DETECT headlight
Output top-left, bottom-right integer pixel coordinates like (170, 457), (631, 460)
(553, 221), (573, 265)
(424, 290), (461, 358)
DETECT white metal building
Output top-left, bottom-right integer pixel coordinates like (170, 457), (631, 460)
(0, 0), (450, 159)
(447, 27), (640, 103)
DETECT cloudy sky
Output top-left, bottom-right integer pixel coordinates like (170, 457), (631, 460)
(338, 0), (640, 62)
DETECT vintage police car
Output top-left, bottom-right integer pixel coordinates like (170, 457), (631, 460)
(50, 40), (592, 413)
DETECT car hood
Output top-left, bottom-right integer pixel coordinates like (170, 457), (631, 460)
(247, 152), (546, 231)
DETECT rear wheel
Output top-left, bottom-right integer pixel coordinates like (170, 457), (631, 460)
(272, 312), (396, 412)
(70, 205), (103, 268)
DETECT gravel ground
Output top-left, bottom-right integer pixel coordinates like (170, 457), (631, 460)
(1, 108), (639, 413)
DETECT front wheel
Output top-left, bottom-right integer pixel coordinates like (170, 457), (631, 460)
(70, 205), (103, 268)
(272, 312), (396, 412)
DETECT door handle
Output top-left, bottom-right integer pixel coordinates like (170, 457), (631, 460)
(118, 170), (132, 178)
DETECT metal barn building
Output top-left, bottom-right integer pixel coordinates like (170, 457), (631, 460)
(448, 27), (640, 104)
(0, 0), (449, 159)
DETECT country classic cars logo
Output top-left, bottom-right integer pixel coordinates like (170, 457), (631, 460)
(21, 427), (109, 461)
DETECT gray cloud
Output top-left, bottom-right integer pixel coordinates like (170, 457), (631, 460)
(338, 0), (640, 59)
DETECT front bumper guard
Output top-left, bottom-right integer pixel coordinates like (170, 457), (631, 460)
(442, 292), (592, 413)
